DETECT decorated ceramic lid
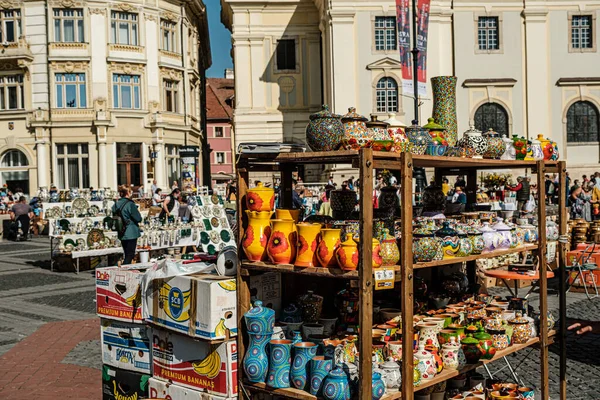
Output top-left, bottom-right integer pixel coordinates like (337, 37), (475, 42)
(327, 367), (348, 380)
(465, 226), (482, 235)
(509, 313), (529, 325)
(455, 227), (467, 238)
(309, 104), (341, 120)
(414, 344), (431, 360)
(423, 117), (446, 131)
(249, 182), (274, 194)
(435, 221), (458, 238)
(478, 222), (496, 234)
(485, 128), (499, 138)
(464, 123), (482, 137)
(372, 372), (383, 381)
(491, 218), (511, 231)
(244, 300), (275, 334)
(474, 330), (492, 340)
(341, 107), (368, 123)
(461, 334), (479, 345)
(384, 113), (407, 128)
(413, 226), (434, 237)
(366, 114), (390, 129)
(380, 357), (400, 370)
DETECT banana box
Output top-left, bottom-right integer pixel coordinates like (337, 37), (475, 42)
(101, 318), (151, 374)
(148, 377), (236, 400)
(147, 273), (237, 340)
(102, 364), (150, 400)
(152, 328), (238, 397)
(97, 265), (150, 323)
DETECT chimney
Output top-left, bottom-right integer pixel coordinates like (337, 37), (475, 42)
(224, 68), (234, 80)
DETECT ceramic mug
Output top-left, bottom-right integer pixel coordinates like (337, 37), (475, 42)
(468, 374), (485, 389)
(302, 323), (324, 340)
(386, 340), (403, 361)
(280, 321), (303, 338)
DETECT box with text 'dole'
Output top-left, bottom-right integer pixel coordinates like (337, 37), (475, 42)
(151, 328), (238, 397)
(148, 377), (236, 400)
(147, 274), (237, 340)
(97, 265), (150, 323)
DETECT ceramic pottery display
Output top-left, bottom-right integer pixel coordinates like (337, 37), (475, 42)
(372, 372), (386, 400)
(406, 121), (434, 155)
(336, 233), (359, 271)
(243, 300), (275, 383)
(330, 189), (357, 219)
(317, 228), (342, 268)
(367, 115), (392, 151)
(379, 357), (401, 389)
(267, 219), (297, 264)
(387, 341), (403, 362)
(417, 322), (440, 349)
(298, 290), (324, 322)
(456, 230), (473, 257)
(380, 229), (400, 266)
(512, 136), (528, 160)
(530, 137), (544, 160)
(306, 104), (344, 151)
(435, 222), (460, 258)
(414, 345), (437, 381)
(291, 330), (303, 345)
(431, 76), (458, 146)
(310, 356), (333, 396)
(441, 338), (460, 370)
(413, 226), (441, 262)
(340, 107), (370, 150)
(461, 335), (482, 364)
(500, 134), (516, 160)
(491, 218), (513, 250)
(460, 124), (487, 158)
(509, 313), (532, 344)
(425, 344), (443, 373)
(322, 367), (351, 400)
(243, 210), (272, 261)
(384, 113), (409, 153)
(465, 226), (486, 255)
(474, 329), (496, 360)
(488, 328), (509, 350)
(246, 182), (275, 212)
(267, 339), (292, 388)
(372, 238), (383, 268)
(276, 208), (301, 224)
(479, 222), (501, 252)
(291, 342), (318, 390)
(295, 223), (321, 267)
(483, 129), (505, 159)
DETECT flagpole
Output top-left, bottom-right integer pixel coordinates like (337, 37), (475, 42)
(411, 0), (427, 199)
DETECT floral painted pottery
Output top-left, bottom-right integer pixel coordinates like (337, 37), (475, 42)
(461, 335), (482, 364)
(413, 226), (440, 263)
(417, 322), (440, 349)
(414, 344), (437, 381)
(530, 138), (544, 160)
(295, 223), (321, 267)
(441, 338), (461, 370)
(491, 218), (513, 250)
(435, 221), (460, 258)
(267, 219), (297, 264)
(305, 104), (344, 151)
(379, 229), (399, 266)
(512, 135), (528, 160)
(439, 329), (460, 346)
(317, 228), (341, 268)
(546, 220), (559, 241)
(335, 234), (359, 271)
(474, 330), (496, 360)
(291, 342), (318, 390)
(380, 357), (401, 389)
(243, 210), (272, 261)
(266, 339), (292, 388)
(372, 238), (383, 268)
(406, 121), (434, 155)
(487, 328), (509, 350)
(275, 209), (301, 224)
(456, 230), (473, 257)
(367, 114), (391, 140)
(500, 134), (516, 160)
(466, 227), (485, 255)
(509, 313), (531, 344)
(431, 76), (458, 146)
(425, 344), (443, 373)
(423, 117), (448, 149)
(298, 290), (324, 322)
(483, 129), (505, 159)
(479, 222), (500, 252)
(372, 372), (386, 400)
(310, 356), (333, 396)
(384, 113), (409, 153)
(246, 182), (275, 212)
(322, 367), (351, 400)
(387, 340), (403, 362)
(340, 107), (370, 150)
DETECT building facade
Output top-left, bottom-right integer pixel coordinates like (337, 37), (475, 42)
(206, 75), (234, 191)
(222, 0), (600, 179)
(0, 0), (210, 195)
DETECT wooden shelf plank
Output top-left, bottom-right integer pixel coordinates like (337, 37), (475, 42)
(241, 261), (401, 280)
(414, 244), (538, 269)
(242, 381), (316, 400)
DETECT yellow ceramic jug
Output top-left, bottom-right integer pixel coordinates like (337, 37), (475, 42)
(275, 209), (301, 224)
(336, 233), (359, 271)
(372, 238), (383, 268)
(316, 228), (341, 268)
(246, 182), (275, 212)
(295, 223), (321, 268)
(267, 219), (297, 264)
(242, 210), (272, 261)
(380, 229), (399, 266)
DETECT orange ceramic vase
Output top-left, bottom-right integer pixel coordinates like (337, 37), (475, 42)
(242, 210), (272, 261)
(336, 233), (359, 271)
(316, 228), (341, 268)
(295, 223), (321, 267)
(275, 209), (301, 224)
(267, 219), (297, 264)
(246, 182), (275, 212)
(372, 239), (383, 268)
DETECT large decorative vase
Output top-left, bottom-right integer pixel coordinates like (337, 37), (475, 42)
(267, 339), (293, 389)
(460, 124), (487, 158)
(431, 76), (458, 146)
(243, 211), (272, 261)
(291, 342), (318, 390)
(310, 356), (333, 396)
(322, 367), (351, 400)
(340, 107), (370, 150)
(372, 372), (386, 400)
(336, 233), (359, 271)
(483, 129), (505, 159)
(295, 223), (322, 268)
(435, 221), (460, 259)
(267, 219), (297, 264)
(305, 105), (344, 151)
(380, 229), (400, 266)
(243, 300), (275, 383)
(246, 182), (275, 212)
(317, 228), (342, 268)
(406, 121), (433, 155)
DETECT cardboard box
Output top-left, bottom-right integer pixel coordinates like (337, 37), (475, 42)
(147, 274), (237, 340)
(101, 364), (150, 400)
(101, 318), (151, 374)
(568, 270), (600, 287)
(148, 377), (236, 400)
(97, 265), (150, 323)
(249, 272), (282, 317)
(151, 328), (238, 397)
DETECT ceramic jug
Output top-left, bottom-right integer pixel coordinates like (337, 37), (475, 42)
(291, 342), (318, 390)
(275, 209), (301, 224)
(414, 345), (437, 381)
(317, 228), (342, 268)
(372, 371), (386, 400)
(267, 339), (293, 388)
(513, 136), (528, 160)
(335, 233), (359, 271)
(243, 210), (272, 261)
(372, 238), (383, 268)
(243, 300), (275, 383)
(246, 182), (275, 212)
(380, 229), (400, 266)
(305, 104), (344, 152)
(322, 367), (351, 400)
(491, 218), (513, 250)
(417, 322), (440, 349)
(340, 107), (370, 150)
(530, 138), (544, 160)
(309, 356), (333, 396)
(267, 219), (297, 264)
(295, 223), (321, 267)
(384, 113), (410, 153)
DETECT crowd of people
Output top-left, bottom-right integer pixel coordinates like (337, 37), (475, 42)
(563, 172), (600, 221)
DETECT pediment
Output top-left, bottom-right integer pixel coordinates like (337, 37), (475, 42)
(366, 57), (402, 70)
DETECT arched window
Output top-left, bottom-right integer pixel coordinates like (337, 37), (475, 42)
(1, 150), (28, 167)
(474, 102), (509, 136)
(567, 101), (599, 143)
(376, 77), (398, 113)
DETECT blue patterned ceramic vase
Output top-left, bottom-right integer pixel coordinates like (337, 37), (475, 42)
(305, 105), (344, 151)
(322, 367), (351, 400)
(243, 300), (275, 383)
(291, 330), (303, 346)
(244, 300), (275, 334)
(266, 339), (292, 389)
(310, 356), (333, 396)
(291, 342), (318, 390)
(372, 372), (386, 400)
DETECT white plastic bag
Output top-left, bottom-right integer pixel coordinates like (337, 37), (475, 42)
(524, 194), (536, 212)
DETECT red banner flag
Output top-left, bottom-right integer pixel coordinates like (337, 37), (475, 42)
(416, 0), (431, 96)
(396, 0), (430, 97)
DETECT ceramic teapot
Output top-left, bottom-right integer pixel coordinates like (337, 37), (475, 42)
(460, 124), (487, 159)
(379, 357), (401, 389)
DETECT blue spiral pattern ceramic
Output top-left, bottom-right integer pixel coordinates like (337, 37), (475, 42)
(245, 300), (275, 334)
(266, 340), (292, 389)
(291, 343), (318, 390)
(291, 331), (303, 346)
(310, 357), (332, 396)
(243, 333), (270, 383)
(372, 372), (386, 400)
(322, 367), (351, 400)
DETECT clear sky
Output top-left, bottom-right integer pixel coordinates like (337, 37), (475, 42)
(205, 0), (233, 78)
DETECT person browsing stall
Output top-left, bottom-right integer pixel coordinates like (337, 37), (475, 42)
(112, 186), (142, 265)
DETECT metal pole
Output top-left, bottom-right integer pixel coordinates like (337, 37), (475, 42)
(411, 0), (419, 122)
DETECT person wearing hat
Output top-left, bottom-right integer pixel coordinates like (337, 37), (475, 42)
(452, 186), (467, 205)
(509, 176), (531, 212)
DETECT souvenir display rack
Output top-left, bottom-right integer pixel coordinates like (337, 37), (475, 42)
(236, 149), (568, 400)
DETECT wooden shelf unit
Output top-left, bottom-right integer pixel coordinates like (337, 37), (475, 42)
(236, 149), (568, 400)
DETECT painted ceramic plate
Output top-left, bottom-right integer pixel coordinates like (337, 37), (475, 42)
(220, 229), (231, 242)
(202, 206), (212, 217)
(210, 217), (220, 228)
(72, 198), (89, 214)
(76, 238), (86, 248)
(191, 205), (202, 219)
(209, 230), (220, 244)
(50, 206), (63, 219)
(212, 207), (222, 217)
(88, 205), (100, 216)
(87, 228), (105, 247)
(210, 195), (219, 205)
(200, 231), (210, 245)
